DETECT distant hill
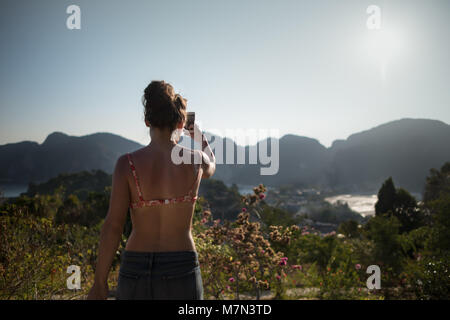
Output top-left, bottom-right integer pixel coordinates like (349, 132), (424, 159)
(327, 118), (450, 192)
(1, 118), (449, 193)
(184, 118), (450, 193)
(0, 132), (143, 184)
(24, 170), (113, 200)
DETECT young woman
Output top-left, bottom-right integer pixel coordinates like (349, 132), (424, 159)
(87, 80), (216, 300)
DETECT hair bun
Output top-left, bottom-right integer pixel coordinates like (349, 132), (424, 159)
(143, 81), (187, 132)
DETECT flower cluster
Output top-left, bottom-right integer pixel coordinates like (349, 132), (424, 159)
(192, 184), (295, 299)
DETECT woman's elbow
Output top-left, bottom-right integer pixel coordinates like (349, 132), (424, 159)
(203, 163), (216, 179)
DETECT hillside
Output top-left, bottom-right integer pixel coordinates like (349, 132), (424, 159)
(1, 118), (449, 193)
(0, 132), (143, 184)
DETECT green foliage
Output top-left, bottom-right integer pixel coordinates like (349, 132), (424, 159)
(196, 179), (243, 221)
(375, 177), (396, 216)
(426, 193), (450, 255)
(364, 215), (404, 276)
(338, 220), (360, 238)
(405, 254), (450, 300)
(319, 256), (363, 300)
(26, 170), (112, 201)
(2, 158), (450, 300)
(399, 226), (432, 259)
(375, 177), (424, 233)
(0, 204), (107, 299)
(46, 186), (111, 228)
(306, 201), (365, 224)
(259, 204), (301, 231)
(423, 162), (450, 204)
(0, 187), (122, 300)
(393, 188), (424, 233)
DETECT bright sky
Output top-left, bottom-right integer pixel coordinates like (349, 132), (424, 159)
(1, 0), (449, 147)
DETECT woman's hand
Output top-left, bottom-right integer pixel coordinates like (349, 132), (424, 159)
(184, 123), (204, 144)
(87, 282), (109, 300)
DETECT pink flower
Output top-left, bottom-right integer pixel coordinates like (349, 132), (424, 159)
(292, 265), (302, 271)
(201, 218), (207, 224)
(229, 277), (235, 283)
(242, 208), (247, 212)
(276, 275), (281, 280)
(279, 257), (288, 266)
(355, 264), (361, 270)
(259, 193), (266, 200)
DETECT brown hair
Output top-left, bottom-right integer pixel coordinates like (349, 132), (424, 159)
(142, 80), (187, 132)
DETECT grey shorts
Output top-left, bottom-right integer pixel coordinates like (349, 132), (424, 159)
(115, 250), (204, 300)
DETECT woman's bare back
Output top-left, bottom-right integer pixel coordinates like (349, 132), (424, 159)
(125, 145), (202, 252)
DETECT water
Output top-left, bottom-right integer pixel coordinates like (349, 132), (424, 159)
(324, 194), (378, 217)
(324, 192), (423, 217)
(0, 184), (28, 198)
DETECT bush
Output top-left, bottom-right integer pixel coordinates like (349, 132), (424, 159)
(364, 215), (405, 278)
(405, 254), (450, 300)
(0, 192), (120, 300)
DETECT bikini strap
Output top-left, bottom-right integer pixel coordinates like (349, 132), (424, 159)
(126, 153), (144, 202)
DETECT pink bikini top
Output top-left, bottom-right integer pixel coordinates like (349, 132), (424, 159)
(126, 153), (201, 209)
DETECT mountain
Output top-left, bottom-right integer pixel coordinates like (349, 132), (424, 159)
(327, 118), (450, 192)
(230, 135), (331, 188)
(0, 132), (143, 184)
(1, 118), (449, 193)
(185, 118), (450, 193)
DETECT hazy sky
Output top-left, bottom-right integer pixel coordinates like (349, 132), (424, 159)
(1, 0), (449, 148)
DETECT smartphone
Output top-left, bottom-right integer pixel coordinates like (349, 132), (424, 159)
(184, 112), (195, 130)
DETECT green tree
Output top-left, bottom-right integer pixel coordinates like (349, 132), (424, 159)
(426, 193), (450, 254)
(55, 194), (82, 225)
(423, 162), (450, 205)
(393, 188), (424, 233)
(259, 204), (300, 231)
(338, 220), (360, 238)
(375, 177), (396, 216)
(364, 215), (404, 276)
(375, 178), (424, 233)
